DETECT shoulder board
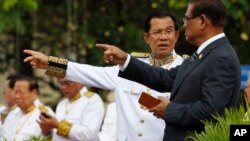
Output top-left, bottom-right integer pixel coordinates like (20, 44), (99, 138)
(130, 52), (150, 58)
(39, 104), (48, 113)
(182, 54), (190, 60)
(84, 91), (94, 98)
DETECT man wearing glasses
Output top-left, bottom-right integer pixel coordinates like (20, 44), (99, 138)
(95, 0), (241, 141)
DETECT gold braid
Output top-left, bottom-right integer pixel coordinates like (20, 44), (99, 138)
(45, 56), (68, 78)
(57, 119), (72, 137)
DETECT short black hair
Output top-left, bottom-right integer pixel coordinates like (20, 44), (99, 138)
(189, 0), (227, 27)
(15, 76), (39, 93)
(144, 11), (179, 33)
(6, 74), (22, 89)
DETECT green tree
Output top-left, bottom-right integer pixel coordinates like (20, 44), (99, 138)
(0, 0), (37, 75)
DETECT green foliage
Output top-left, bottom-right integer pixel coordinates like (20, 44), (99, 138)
(1, 135), (50, 141)
(2, 0), (18, 11)
(224, 0), (250, 19)
(0, 0), (37, 34)
(1, 0), (37, 11)
(0, 12), (25, 34)
(186, 103), (250, 141)
(25, 135), (51, 141)
(168, 0), (187, 9)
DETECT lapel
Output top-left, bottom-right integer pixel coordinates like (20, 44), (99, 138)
(170, 37), (229, 100)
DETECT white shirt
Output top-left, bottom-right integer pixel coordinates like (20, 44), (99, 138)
(2, 99), (54, 141)
(197, 33), (225, 54)
(65, 50), (184, 141)
(52, 87), (104, 141)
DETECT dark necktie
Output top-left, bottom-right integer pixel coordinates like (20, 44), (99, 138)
(187, 52), (198, 68)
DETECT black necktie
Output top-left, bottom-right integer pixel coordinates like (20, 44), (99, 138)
(187, 52), (198, 67)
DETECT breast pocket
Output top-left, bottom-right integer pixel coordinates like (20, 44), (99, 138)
(121, 82), (143, 95)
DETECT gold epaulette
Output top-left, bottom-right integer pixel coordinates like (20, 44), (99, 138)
(130, 52), (150, 58)
(69, 93), (81, 103)
(39, 104), (48, 113)
(45, 56), (68, 78)
(24, 104), (36, 114)
(182, 54), (190, 60)
(84, 91), (94, 98)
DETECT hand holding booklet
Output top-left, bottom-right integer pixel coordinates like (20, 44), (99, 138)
(138, 92), (161, 109)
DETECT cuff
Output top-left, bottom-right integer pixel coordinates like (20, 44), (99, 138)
(45, 56), (68, 78)
(57, 119), (72, 137)
(119, 54), (130, 71)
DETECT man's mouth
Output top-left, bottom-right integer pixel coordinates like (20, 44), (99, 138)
(158, 44), (168, 48)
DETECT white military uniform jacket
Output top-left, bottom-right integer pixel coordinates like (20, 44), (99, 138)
(52, 87), (104, 141)
(65, 51), (183, 141)
(0, 105), (6, 139)
(2, 99), (54, 141)
(0, 105), (17, 140)
(98, 102), (117, 141)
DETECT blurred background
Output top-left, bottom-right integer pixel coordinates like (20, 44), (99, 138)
(0, 0), (249, 109)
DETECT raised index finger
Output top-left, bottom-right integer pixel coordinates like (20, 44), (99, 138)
(23, 49), (38, 56)
(95, 44), (113, 50)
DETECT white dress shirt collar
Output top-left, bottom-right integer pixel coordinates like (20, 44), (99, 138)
(197, 33), (225, 54)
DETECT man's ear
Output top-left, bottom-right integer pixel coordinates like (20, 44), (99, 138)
(31, 89), (39, 98)
(143, 33), (149, 44)
(200, 14), (210, 29)
(175, 31), (180, 42)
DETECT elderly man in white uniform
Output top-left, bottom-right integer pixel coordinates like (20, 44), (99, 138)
(38, 78), (104, 141)
(23, 12), (184, 141)
(2, 76), (54, 141)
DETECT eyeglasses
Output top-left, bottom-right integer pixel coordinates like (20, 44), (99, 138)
(182, 16), (198, 24)
(148, 29), (175, 38)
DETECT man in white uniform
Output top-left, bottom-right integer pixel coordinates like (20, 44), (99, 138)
(2, 76), (54, 141)
(38, 78), (104, 141)
(0, 74), (19, 139)
(24, 12), (184, 141)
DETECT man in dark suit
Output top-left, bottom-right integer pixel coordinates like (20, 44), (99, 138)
(96, 0), (241, 140)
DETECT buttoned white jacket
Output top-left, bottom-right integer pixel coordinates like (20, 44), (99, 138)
(52, 87), (104, 141)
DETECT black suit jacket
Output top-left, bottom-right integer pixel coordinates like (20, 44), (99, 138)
(119, 36), (241, 141)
